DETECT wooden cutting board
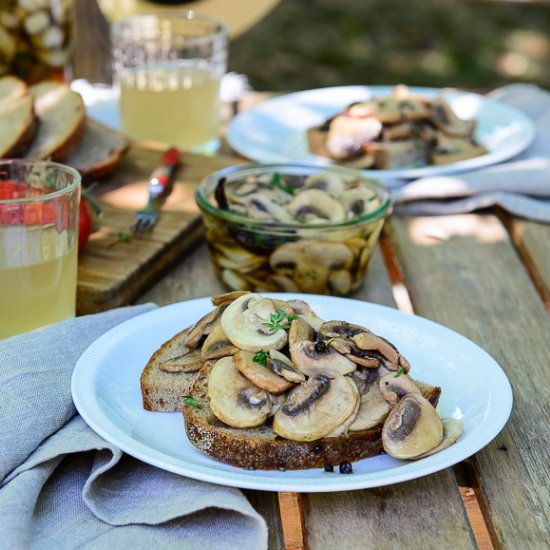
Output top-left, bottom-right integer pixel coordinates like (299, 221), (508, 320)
(76, 143), (238, 314)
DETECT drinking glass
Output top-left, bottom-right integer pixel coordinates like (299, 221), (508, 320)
(0, 160), (80, 340)
(111, 11), (228, 153)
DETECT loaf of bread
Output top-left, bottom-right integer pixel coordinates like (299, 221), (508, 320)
(0, 95), (37, 158)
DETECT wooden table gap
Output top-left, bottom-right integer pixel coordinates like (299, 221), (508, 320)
(278, 492), (308, 550)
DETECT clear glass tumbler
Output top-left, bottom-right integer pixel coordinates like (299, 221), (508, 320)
(112, 11), (228, 153)
(0, 160), (81, 339)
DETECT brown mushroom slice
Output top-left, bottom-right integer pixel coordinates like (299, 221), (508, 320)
(217, 245), (264, 273)
(288, 317), (316, 348)
(352, 331), (410, 372)
(159, 349), (203, 373)
(326, 114), (382, 160)
(221, 293), (288, 351)
(290, 340), (356, 377)
(319, 320), (368, 340)
(413, 419), (464, 459)
(245, 193), (294, 223)
(287, 189), (346, 223)
(382, 394), (444, 459)
(349, 383), (391, 431)
(303, 171), (346, 197)
(211, 290), (251, 307)
(432, 97), (476, 137)
(234, 350), (294, 394)
(324, 382), (361, 437)
(201, 323), (239, 360)
(269, 349), (305, 383)
(379, 372), (422, 407)
(341, 187), (379, 218)
(207, 356), (275, 428)
(273, 374), (358, 441)
(270, 299), (296, 318)
(183, 306), (225, 349)
(286, 299), (319, 317)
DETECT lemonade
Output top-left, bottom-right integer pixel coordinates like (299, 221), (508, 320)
(119, 65), (221, 151)
(0, 243), (77, 339)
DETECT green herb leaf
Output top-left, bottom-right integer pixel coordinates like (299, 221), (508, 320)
(182, 395), (201, 409)
(118, 231), (132, 243)
(253, 349), (269, 367)
(326, 338), (335, 345)
(271, 172), (294, 195)
(394, 367), (406, 378)
(262, 309), (298, 331)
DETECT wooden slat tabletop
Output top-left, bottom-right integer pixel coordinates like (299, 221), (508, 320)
(73, 2), (550, 548)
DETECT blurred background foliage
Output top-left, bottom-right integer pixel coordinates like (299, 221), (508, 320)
(229, 0), (550, 92)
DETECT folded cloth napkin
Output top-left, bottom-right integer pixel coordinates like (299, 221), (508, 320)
(0, 306), (267, 550)
(392, 83), (550, 222)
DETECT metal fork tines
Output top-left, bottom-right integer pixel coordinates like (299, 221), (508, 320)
(129, 147), (182, 233)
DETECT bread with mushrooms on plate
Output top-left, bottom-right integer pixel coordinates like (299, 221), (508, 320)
(141, 291), (464, 470)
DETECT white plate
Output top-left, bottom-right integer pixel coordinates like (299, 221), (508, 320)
(71, 294), (513, 493)
(227, 86), (535, 180)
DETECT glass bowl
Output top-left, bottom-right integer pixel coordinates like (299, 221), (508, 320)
(195, 163), (392, 295)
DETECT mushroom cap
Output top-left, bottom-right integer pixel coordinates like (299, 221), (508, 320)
(233, 350), (294, 394)
(273, 374), (359, 441)
(414, 418), (464, 459)
(290, 340), (356, 377)
(379, 372), (422, 407)
(207, 356), (275, 428)
(287, 189), (346, 223)
(201, 323), (239, 360)
(221, 293), (288, 352)
(381, 393), (444, 459)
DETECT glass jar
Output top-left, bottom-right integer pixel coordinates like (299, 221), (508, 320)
(0, 0), (74, 83)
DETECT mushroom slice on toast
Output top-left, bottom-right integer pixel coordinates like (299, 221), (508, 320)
(273, 374), (359, 441)
(207, 356), (279, 428)
(234, 350), (295, 394)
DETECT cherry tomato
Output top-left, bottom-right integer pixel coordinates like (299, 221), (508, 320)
(78, 197), (92, 250)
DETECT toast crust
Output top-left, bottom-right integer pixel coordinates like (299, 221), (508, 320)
(183, 363), (441, 470)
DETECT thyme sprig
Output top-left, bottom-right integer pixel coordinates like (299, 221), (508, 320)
(262, 310), (298, 331)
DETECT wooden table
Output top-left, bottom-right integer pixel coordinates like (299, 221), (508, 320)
(73, 2), (550, 548)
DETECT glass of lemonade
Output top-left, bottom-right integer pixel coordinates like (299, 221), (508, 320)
(112, 11), (228, 153)
(0, 160), (80, 340)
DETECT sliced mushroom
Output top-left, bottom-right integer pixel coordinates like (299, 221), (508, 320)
(288, 317), (315, 349)
(217, 245), (264, 273)
(269, 349), (306, 382)
(245, 193), (294, 223)
(286, 299), (318, 317)
(324, 380), (361, 437)
(326, 114), (382, 160)
(208, 356), (278, 428)
(287, 189), (346, 223)
(319, 320), (368, 339)
(273, 374), (358, 441)
(159, 349), (203, 373)
(183, 306), (225, 349)
(432, 97), (476, 137)
(201, 323), (239, 360)
(341, 187), (378, 218)
(233, 350), (294, 394)
(303, 171), (346, 197)
(211, 290), (250, 307)
(413, 419), (464, 459)
(379, 372), (422, 407)
(298, 314), (324, 332)
(290, 339), (356, 377)
(221, 293), (288, 351)
(348, 382), (391, 431)
(352, 331), (410, 372)
(382, 394), (444, 459)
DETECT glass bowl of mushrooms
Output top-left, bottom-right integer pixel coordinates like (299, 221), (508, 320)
(195, 163), (392, 295)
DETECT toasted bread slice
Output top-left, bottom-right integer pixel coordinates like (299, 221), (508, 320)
(0, 75), (27, 107)
(65, 118), (129, 182)
(140, 327), (202, 412)
(0, 95), (38, 158)
(24, 81), (86, 161)
(183, 362), (442, 470)
(366, 139), (429, 170)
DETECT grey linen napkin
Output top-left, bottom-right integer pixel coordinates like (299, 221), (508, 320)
(392, 84), (550, 221)
(0, 306), (267, 550)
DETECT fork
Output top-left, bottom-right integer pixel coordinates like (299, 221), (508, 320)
(129, 147), (182, 232)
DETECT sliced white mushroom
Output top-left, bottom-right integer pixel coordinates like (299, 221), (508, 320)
(201, 323), (239, 360)
(348, 382), (391, 431)
(273, 374), (358, 441)
(288, 317), (315, 349)
(233, 350), (294, 394)
(287, 189), (346, 223)
(382, 394), (444, 459)
(207, 356), (276, 428)
(341, 187), (378, 218)
(303, 171), (346, 197)
(379, 372), (422, 407)
(352, 330), (410, 372)
(221, 293), (288, 351)
(183, 306), (225, 349)
(324, 380), (361, 437)
(290, 340), (356, 377)
(245, 193), (294, 223)
(211, 290), (251, 307)
(413, 419), (464, 459)
(269, 349), (305, 382)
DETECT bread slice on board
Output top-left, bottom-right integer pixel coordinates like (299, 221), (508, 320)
(0, 95), (37, 158)
(65, 118), (130, 183)
(0, 75), (27, 107)
(24, 81), (86, 161)
(183, 362), (442, 470)
(140, 327), (202, 412)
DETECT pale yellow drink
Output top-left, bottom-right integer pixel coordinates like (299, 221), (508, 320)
(119, 65), (221, 151)
(0, 243), (77, 339)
